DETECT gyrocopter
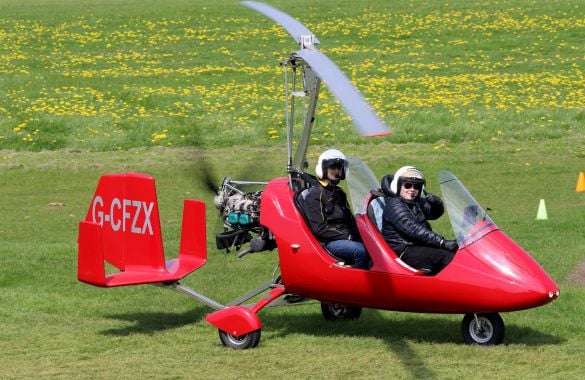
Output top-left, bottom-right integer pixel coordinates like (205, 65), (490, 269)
(77, 1), (559, 349)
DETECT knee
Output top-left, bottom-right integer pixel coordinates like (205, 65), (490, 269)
(353, 242), (367, 256)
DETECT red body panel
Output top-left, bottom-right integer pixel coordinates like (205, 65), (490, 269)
(260, 178), (559, 313)
(205, 306), (262, 336)
(77, 173), (207, 287)
(205, 287), (285, 335)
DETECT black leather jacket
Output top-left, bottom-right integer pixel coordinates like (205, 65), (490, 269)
(381, 194), (445, 254)
(300, 183), (359, 243)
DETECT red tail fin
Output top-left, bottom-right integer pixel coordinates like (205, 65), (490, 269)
(77, 173), (206, 287)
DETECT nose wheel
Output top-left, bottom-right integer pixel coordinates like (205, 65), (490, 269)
(462, 313), (505, 345)
(218, 329), (261, 349)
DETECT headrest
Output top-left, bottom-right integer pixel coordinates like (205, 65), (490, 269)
(380, 174), (394, 197)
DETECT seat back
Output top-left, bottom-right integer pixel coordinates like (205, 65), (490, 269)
(366, 172), (394, 231)
(294, 187), (352, 264)
(367, 196), (387, 232)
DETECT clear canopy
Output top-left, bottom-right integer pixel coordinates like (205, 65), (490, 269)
(345, 159), (497, 247)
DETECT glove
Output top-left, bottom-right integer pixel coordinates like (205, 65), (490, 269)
(425, 192), (441, 204)
(442, 239), (459, 253)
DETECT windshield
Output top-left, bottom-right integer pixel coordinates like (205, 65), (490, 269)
(346, 156), (380, 215)
(345, 160), (498, 247)
(439, 170), (497, 246)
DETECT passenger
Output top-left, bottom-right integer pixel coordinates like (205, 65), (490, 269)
(381, 166), (457, 274)
(299, 149), (370, 269)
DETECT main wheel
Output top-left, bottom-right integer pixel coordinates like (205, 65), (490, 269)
(218, 329), (261, 349)
(321, 303), (362, 320)
(461, 313), (505, 345)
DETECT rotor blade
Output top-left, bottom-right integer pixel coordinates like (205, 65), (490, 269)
(242, 1), (320, 46)
(295, 49), (391, 137)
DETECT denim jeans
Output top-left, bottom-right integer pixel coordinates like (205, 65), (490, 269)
(325, 240), (369, 269)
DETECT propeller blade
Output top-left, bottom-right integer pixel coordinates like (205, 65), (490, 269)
(295, 49), (391, 137)
(242, 1), (320, 46)
(199, 162), (219, 195)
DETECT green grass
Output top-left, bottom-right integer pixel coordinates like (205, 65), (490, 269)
(2, 0), (585, 378)
(1, 0), (584, 151)
(2, 139), (585, 379)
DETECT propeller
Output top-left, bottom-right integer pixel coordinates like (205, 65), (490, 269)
(198, 159), (220, 196)
(183, 129), (219, 196)
(242, 1), (391, 137)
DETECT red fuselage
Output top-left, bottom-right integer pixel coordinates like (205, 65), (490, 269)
(260, 178), (559, 314)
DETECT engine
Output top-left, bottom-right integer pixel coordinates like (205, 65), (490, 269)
(214, 178), (262, 229)
(213, 177), (274, 255)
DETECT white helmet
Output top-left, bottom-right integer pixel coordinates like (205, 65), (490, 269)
(315, 149), (348, 180)
(390, 166), (425, 194)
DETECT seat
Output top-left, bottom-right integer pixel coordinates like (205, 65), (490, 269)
(367, 173), (394, 232)
(294, 186), (355, 266)
(367, 196), (386, 232)
(359, 178), (430, 276)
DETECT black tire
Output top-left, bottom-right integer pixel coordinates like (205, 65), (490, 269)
(218, 329), (261, 349)
(321, 303), (362, 320)
(461, 313), (505, 345)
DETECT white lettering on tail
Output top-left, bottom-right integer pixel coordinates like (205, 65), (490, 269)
(91, 196), (155, 236)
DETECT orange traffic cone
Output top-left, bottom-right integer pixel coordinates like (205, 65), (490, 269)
(577, 172), (585, 192)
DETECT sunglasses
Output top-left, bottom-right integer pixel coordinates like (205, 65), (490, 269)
(402, 182), (423, 190)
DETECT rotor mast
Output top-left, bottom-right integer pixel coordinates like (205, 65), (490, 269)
(282, 35), (321, 174)
(242, 1), (391, 188)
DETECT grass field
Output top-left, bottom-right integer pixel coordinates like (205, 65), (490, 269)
(1, 0), (585, 378)
(2, 0), (584, 150)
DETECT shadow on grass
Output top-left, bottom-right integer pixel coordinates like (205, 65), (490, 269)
(100, 306), (563, 379)
(100, 303), (564, 347)
(99, 304), (563, 379)
(262, 309), (564, 347)
(101, 308), (208, 336)
(263, 309), (564, 380)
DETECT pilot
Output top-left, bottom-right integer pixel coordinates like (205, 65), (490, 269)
(299, 149), (370, 269)
(381, 166), (458, 274)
